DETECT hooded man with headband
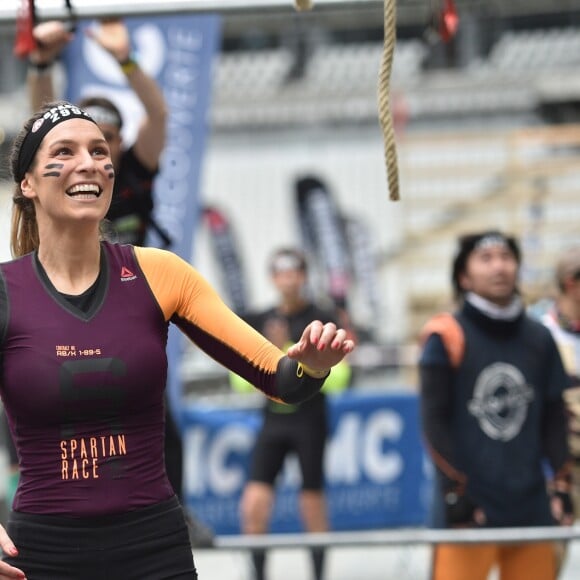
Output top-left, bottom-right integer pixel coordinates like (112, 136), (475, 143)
(418, 230), (573, 580)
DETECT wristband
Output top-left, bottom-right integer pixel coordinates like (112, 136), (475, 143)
(297, 363), (330, 379)
(28, 60), (53, 74)
(119, 55), (138, 76)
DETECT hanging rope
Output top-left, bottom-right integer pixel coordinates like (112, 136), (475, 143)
(292, 0), (398, 199)
(294, 0), (314, 11)
(378, 0), (400, 201)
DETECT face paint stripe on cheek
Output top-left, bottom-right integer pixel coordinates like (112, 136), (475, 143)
(42, 163), (64, 177)
(105, 164), (115, 180)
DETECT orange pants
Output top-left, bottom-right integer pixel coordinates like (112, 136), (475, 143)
(431, 542), (556, 580)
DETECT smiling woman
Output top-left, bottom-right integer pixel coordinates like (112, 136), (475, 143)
(10, 101), (113, 262)
(0, 101), (355, 580)
(23, 122), (112, 216)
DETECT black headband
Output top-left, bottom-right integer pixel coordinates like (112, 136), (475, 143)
(15, 103), (97, 182)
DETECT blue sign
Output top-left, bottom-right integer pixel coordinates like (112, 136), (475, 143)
(183, 391), (433, 535)
(63, 15), (222, 426)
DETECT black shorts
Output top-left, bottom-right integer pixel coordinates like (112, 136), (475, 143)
(3, 496), (197, 580)
(249, 402), (328, 491)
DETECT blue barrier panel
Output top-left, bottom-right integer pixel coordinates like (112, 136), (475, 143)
(183, 390), (432, 535)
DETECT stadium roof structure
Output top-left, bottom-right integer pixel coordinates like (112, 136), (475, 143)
(3, 0), (580, 24)
(0, 0), (382, 21)
(3, 0), (580, 131)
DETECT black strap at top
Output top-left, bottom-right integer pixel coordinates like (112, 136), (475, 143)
(64, 0), (77, 33)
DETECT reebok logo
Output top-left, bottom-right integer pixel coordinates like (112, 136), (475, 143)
(120, 266), (137, 282)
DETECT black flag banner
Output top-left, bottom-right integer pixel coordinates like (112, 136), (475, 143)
(203, 205), (248, 315)
(342, 214), (382, 341)
(295, 176), (351, 310)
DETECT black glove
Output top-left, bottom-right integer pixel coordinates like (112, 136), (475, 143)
(444, 490), (478, 527)
(552, 489), (575, 524)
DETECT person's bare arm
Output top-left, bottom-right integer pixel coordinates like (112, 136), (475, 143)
(28, 21), (73, 111)
(121, 64), (168, 171)
(89, 20), (168, 171)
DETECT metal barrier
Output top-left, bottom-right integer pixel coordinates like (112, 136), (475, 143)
(193, 527), (580, 580)
(214, 525), (580, 550)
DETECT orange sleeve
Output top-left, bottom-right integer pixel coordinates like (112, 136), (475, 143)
(134, 246), (284, 380)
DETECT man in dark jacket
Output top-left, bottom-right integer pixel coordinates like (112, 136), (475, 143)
(419, 230), (573, 580)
